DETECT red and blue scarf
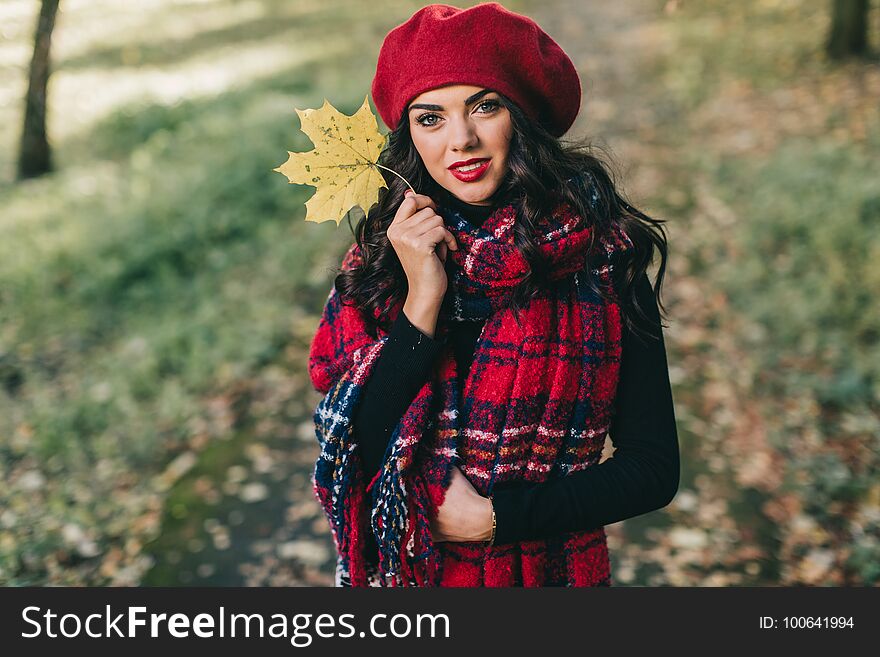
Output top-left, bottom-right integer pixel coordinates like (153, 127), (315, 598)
(309, 186), (633, 586)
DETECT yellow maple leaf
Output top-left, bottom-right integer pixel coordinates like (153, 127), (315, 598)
(273, 95), (411, 226)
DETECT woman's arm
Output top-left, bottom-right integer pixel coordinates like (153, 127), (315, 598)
(353, 309), (445, 485)
(490, 271), (680, 544)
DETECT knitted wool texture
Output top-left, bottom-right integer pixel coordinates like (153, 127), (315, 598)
(309, 180), (634, 586)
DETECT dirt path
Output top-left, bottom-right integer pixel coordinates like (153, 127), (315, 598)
(535, 0), (679, 190)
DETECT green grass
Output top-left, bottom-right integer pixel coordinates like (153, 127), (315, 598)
(715, 133), (880, 407)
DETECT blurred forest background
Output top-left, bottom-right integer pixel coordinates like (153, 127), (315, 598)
(1, 0), (878, 586)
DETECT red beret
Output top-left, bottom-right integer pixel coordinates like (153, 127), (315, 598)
(371, 3), (582, 138)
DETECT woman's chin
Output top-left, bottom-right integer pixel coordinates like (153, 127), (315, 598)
(444, 182), (499, 206)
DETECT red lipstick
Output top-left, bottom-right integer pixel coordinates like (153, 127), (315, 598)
(448, 158), (491, 182)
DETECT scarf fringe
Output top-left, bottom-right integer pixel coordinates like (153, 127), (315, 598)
(371, 451), (446, 587)
(313, 335), (448, 587)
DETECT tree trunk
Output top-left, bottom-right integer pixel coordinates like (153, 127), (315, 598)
(17, 0), (61, 181)
(827, 0), (870, 60)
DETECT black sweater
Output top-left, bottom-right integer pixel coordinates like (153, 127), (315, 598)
(352, 192), (679, 545)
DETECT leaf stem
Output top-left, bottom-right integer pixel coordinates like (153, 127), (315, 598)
(372, 163), (416, 194)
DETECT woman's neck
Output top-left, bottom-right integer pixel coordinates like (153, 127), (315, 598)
(439, 187), (514, 228)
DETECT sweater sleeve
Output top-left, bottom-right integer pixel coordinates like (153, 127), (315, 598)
(490, 271), (680, 544)
(352, 309), (445, 484)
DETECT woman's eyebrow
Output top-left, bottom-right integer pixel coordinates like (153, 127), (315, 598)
(408, 89), (494, 112)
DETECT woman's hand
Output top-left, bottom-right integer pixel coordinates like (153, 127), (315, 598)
(387, 189), (459, 303)
(430, 465), (494, 543)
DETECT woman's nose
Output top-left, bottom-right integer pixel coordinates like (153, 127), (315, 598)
(448, 118), (479, 151)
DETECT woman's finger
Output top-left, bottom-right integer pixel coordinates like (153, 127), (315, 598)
(404, 189), (438, 212)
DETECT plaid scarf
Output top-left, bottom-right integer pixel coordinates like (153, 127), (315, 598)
(309, 186), (633, 586)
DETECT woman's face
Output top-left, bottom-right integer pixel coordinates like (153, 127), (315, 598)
(407, 84), (512, 206)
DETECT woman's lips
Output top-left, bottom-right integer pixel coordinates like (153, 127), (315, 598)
(449, 159), (491, 182)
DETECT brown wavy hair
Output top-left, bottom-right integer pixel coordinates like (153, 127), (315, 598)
(333, 90), (670, 343)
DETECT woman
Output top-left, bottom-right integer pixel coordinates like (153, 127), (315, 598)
(309, 2), (679, 587)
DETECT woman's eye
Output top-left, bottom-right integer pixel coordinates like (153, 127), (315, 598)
(416, 113), (440, 127)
